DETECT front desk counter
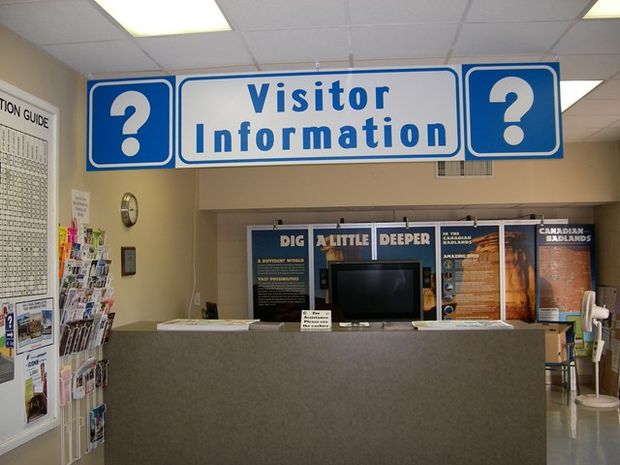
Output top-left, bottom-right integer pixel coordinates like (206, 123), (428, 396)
(104, 321), (545, 465)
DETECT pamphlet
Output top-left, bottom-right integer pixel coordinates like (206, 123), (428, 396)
(89, 403), (106, 451)
(412, 320), (514, 330)
(24, 350), (48, 423)
(157, 319), (259, 331)
(73, 357), (97, 399)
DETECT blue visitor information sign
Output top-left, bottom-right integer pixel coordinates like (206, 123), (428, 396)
(87, 63), (562, 171)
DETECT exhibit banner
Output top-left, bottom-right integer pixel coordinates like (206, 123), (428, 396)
(312, 227), (372, 311)
(250, 229), (310, 321)
(537, 224), (595, 320)
(504, 224), (537, 322)
(440, 226), (501, 320)
(87, 63), (562, 170)
(376, 226), (437, 319)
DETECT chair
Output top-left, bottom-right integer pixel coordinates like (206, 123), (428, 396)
(544, 321), (580, 402)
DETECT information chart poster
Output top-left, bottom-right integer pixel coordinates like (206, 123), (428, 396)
(440, 226), (500, 320)
(376, 226), (436, 320)
(250, 229), (309, 321)
(504, 225), (537, 322)
(537, 224), (595, 320)
(0, 78), (58, 455)
(312, 227), (372, 310)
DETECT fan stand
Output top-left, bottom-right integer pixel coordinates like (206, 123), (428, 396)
(575, 320), (620, 409)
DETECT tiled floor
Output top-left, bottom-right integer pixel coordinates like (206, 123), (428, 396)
(547, 387), (620, 465)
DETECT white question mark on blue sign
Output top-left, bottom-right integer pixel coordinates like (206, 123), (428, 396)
(489, 77), (534, 146)
(110, 91), (151, 157)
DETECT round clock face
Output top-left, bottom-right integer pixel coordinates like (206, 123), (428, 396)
(121, 192), (138, 227)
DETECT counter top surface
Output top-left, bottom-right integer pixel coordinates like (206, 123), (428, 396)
(114, 319), (537, 332)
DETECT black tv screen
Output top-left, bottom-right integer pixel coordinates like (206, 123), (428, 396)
(328, 261), (423, 321)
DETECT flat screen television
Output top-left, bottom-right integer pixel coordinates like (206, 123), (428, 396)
(328, 260), (423, 321)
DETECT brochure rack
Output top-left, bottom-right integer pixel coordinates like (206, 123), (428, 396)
(58, 225), (113, 465)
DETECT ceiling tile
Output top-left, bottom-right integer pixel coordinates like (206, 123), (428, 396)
(351, 23), (459, 60)
(454, 22), (570, 56)
(564, 98), (620, 116)
(348, 0), (469, 25)
(467, 0), (591, 22)
(448, 55), (543, 64)
(562, 124), (600, 141)
(172, 65), (258, 76)
(562, 111), (617, 141)
(355, 57), (448, 68)
(553, 20), (620, 55)
(0, 0), (53, 3)
(89, 70), (169, 80)
(217, 0), (347, 30)
(259, 61), (350, 71)
(0, 0), (125, 45)
(137, 32), (254, 70)
(551, 54), (620, 80)
(563, 113), (620, 128)
(585, 125), (620, 142)
(587, 79), (620, 99)
(243, 28), (350, 64)
(42, 40), (160, 74)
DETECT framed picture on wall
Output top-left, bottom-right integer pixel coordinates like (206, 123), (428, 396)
(121, 247), (136, 276)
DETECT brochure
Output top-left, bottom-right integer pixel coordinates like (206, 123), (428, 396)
(89, 403), (106, 451)
(412, 320), (514, 330)
(24, 350), (48, 423)
(157, 319), (259, 332)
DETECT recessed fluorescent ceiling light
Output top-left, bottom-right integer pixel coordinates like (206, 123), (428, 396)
(560, 80), (603, 112)
(95, 0), (231, 37)
(583, 0), (620, 19)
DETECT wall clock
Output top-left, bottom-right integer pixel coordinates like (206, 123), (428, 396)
(120, 192), (138, 227)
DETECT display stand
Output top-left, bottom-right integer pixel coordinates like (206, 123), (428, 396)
(57, 224), (114, 464)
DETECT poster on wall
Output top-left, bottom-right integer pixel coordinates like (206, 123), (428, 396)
(313, 227), (372, 314)
(440, 226), (501, 320)
(376, 226), (437, 320)
(504, 225), (537, 322)
(0, 303), (15, 384)
(24, 350), (48, 424)
(250, 229), (310, 321)
(537, 224), (595, 321)
(15, 298), (54, 355)
(0, 78), (58, 456)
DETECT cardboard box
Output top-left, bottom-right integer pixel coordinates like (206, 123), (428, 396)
(532, 323), (570, 363)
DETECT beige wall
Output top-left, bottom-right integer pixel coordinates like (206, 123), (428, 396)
(202, 141), (619, 318)
(199, 142), (620, 211)
(0, 25), (198, 465)
(595, 201), (620, 288)
(593, 142), (620, 288)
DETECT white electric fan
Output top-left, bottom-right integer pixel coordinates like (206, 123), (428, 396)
(575, 290), (620, 408)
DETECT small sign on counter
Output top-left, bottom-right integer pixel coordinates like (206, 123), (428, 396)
(301, 310), (331, 331)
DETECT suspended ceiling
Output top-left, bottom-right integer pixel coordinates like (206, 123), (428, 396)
(0, 0), (619, 142)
